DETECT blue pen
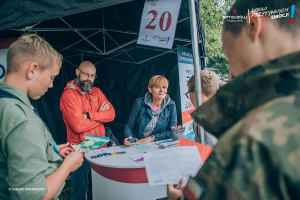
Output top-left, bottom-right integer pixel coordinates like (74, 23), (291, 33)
(101, 149), (109, 156)
(89, 151), (95, 159)
(87, 151), (93, 159)
(99, 149), (105, 157)
(96, 149), (103, 157)
(93, 150), (99, 158)
(104, 149), (112, 156)
(101, 149), (106, 157)
(95, 150), (101, 158)
(99, 149), (106, 156)
(92, 150), (98, 158)
(106, 150), (112, 156)
(92, 150), (98, 159)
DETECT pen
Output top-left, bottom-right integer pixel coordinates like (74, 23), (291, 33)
(87, 151), (93, 159)
(99, 149), (105, 157)
(96, 149), (103, 157)
(93, 150), (99, 158)
(101, 149), (109, 156)
(90, 150), (96, 159)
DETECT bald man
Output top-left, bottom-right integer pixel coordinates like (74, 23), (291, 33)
(60, 61), (116, 200)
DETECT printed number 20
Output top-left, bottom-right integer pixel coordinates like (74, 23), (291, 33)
(145, 10), (172, 31)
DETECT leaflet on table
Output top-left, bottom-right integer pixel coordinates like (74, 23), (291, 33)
(133, 144), (151, 150)
(71, 135), (110, 152)
(155, 140), (179, 148)
(128, 154), (144, 163)
(144, 146), (203, 186)
(129, 150), (162, 163)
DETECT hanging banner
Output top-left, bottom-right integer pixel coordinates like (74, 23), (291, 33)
(0, 49), (8, 82)
(177, 45), (196, 141)
(137, 0), (182, 49)
(0, 37), (18, 82)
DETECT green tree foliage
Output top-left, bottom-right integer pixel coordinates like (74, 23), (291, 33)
(199, 0), (235, 77)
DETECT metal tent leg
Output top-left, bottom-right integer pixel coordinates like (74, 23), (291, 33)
(188, 0), (204, 144)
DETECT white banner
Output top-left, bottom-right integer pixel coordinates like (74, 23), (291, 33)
(177, 45), (196, 140)
(137, 0), (182, 49)
(0, 49), (8, 82)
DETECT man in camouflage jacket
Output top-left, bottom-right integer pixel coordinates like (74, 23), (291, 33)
(167, 0), (300, 199)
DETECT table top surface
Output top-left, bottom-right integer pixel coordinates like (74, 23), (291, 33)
(86, 141), (169, 169)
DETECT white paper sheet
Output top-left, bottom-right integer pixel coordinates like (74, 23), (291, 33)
(144, 146), (203, 186)
(128, 154), (144, 163)
(137, 0), (182, 49)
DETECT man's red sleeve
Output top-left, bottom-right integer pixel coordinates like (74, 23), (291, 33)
(60, 91), (101, 133)
(88, 90), (115, 123)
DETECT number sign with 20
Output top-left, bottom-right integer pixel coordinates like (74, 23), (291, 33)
(145, 10), (172, 31)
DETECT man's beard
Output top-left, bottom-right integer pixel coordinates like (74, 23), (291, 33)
(76, 74), (94, 92)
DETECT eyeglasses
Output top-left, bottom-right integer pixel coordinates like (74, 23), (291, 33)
(185, 88), (194, 99)
(77, 68), (97, 79)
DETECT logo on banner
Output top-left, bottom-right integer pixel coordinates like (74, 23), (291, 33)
(159, 36), (170, 45)
(185, 101), (193, 109)
(148, 0), (158, 6)
(233, 9), (237, 15)
(142, 35), (150, 42)
(291, 5), (295, 23)
(150, 36), (170, 45)
(0, 64), (5, 79)
(186, 75), (192, 82)
(186, 69), (194, 75)
(188, 122), (193, 131)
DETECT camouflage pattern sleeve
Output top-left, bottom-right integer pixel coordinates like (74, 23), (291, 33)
(187, 51), (300, 200)
(191, 51), (300, 140)
(192, 95), (300, 200)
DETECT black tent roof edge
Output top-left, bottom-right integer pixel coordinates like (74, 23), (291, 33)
(0, 0), (134, 32)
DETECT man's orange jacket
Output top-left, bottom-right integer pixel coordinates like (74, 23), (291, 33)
(60, 79), (115, 145)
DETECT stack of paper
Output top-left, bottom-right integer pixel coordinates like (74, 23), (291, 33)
(178, 137), (213, 163)
(155, 140), (179, 148)
(133, 144), (151, 150)
(144, 146), (203, 186)
(128, 154), (144, 163)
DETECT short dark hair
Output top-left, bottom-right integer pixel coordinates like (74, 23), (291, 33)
(224, 0), (300, 36)
(7, 34), (62, 74)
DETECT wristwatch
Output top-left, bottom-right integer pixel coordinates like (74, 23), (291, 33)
(151, 135), (155, 141)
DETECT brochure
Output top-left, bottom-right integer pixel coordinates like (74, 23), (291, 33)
(71, 135), (110, 152)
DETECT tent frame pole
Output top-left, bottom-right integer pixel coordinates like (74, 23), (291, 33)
(102, 8), (106, 54)
(59, 30), (102, 53)
(188, 0), (204, 144)
(60, 18), (104, 55)
(9, 16), (194, 66)
(105, 32), (137, 63)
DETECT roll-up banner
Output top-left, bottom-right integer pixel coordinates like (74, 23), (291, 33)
(0, 49), (8, 82)
(177, 45), (196, 140)
(0, 37), (18, 82)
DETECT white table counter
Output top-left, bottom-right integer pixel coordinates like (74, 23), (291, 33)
(86, 141), (169, 200)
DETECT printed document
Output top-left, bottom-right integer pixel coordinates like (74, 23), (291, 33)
(144, 146), (203, 186)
